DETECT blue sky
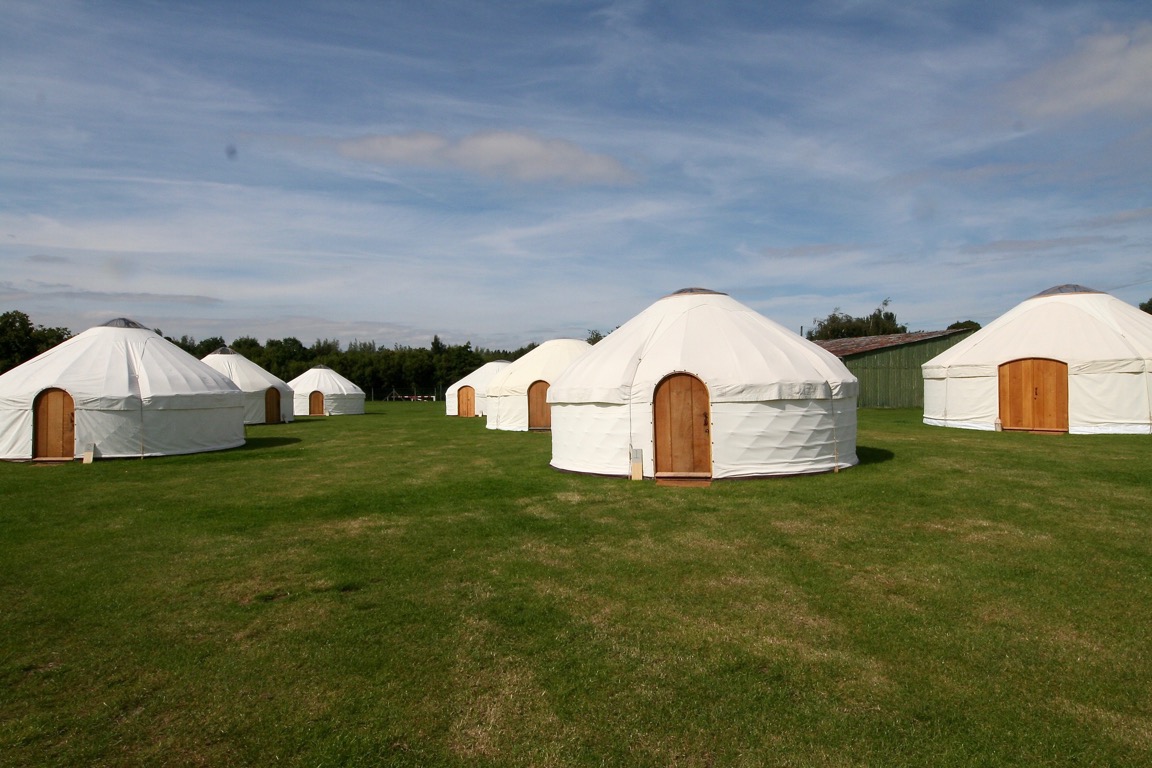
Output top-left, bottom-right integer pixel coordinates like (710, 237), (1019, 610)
(3, 0), (1151, 350)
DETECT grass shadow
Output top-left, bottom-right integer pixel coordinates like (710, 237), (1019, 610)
(856, 445), (895, 465)
(237, 436), (303, 451)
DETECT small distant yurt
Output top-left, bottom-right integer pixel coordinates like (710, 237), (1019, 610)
(486, 340), (591, 431)
(549, 289), (859, 479)
(0, 318), (245, 460)
(923, 285), (1152, 434)
(287, 365), (365, 416)
(445, 360), (511, 417)
(201, 347), (294, 425)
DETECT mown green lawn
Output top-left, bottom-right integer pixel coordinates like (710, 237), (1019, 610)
(1, 403), (1150, 767)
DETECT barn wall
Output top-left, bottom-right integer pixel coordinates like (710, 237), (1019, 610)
(844, 331), (976, 408)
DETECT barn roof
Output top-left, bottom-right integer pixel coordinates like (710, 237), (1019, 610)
(814, 329), (970, 358)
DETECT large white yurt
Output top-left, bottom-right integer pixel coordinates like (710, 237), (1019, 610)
(922, 285), (1152, 434)
(548, 289), (859, 479)
(445, 360), (511, 417)
(486, 340), (591, 431)
(287, 365), (365, 416)
(201, 347), (294, 425)
(0, 318), (245, 460)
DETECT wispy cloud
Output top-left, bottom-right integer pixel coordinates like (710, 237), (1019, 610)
(1008, 22), (1152, 120)
(335, 131), (636, 185)
(3, 1), (1152, 348)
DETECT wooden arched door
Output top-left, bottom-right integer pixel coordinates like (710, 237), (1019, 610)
(265, 387), (281, 424)
(527, 380), (551, 430)
(457, 386), (476, 418)
(653, 373), (711, 477)
(309, 390), (325, 416)
(998, 358), (1068, 432)
(33, 388), (75, 460)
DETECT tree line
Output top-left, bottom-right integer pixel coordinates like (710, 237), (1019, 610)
(0, 310), (542, 399)
(18, 295), (1152, 391)
(160, 333), (540, 400)
(805, 299), (981, 340)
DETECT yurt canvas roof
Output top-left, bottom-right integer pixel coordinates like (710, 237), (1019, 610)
(287, 365), (364, 395)
(550, 289), (857, 406)
(202, 347), (292, 393)
(0, 318), (245, 459)
(923, 285), (1152, 377)
(487, 340), (591, 397)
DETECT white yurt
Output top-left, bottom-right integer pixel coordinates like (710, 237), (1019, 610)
(201, 347), (294, 425)
(548, 289), (859, 479)
(0, 318), (245, 460)
(287, 365), (365, 416)
(486, 339), (591, 431)
(922, 285), (1152, 434)
(445, 360), (511, 417)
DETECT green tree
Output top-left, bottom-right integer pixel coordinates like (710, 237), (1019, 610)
(806, 299), (907, 341)
(1140, 297), (1152, 314)
(947, 320), (982, 331)
(193, 336), (227, 358)
(229, 336), (263, 358)
(586, 329), (605, 344)
(0, 310), (72, 373)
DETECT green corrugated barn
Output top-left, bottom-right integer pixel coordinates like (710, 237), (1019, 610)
(815, 330), (976, 408)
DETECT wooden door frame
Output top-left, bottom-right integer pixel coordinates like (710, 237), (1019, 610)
(457, 385), (476, 418)
(265, 387), (281, 424)
(998, 358), (1069, 433)
(652, 372), (712, 478)
(527, 380), (551, 430)
(33, 387), (76, 460)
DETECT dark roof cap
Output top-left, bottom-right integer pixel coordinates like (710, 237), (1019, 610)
(663, 287), (727, 298)
(99, 318), (150, 330)
(1031, 284), (1103, 298)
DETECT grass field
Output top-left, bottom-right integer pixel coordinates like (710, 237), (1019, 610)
(2, 402), (1150, 767)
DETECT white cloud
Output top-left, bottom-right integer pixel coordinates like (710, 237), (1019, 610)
(335, 131), (636, 185)
(1009, 22), (1152, 119)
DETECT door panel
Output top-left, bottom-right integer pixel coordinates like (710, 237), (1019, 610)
(654, 374), (711, 476)
(33, 388), (75, 459)
(309, 390), (325, 416)
(458, 386), (475, 418)
(265, 387), (281, 424)
(998, 359), (1068, 432)
(528, 380), (551, 430)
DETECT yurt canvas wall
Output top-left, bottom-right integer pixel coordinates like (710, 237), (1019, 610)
(922, 285), (1152, 434)
(0, 318), (245, 460)
(201, 347), (294, 425)
(445, 360), (511, 417)
(287, 365), (365, 416)
(548, 289), (858, 479)
(486, 340), (591, 431)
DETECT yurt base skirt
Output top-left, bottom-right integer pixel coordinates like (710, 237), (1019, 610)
(0, 406), (246, 460)
(550, 399), (858, 479)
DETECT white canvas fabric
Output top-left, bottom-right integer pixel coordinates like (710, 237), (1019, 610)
(486, 340), (592, 431)
(0, 319), (245, 460)
(287, 365), (365, 415)
(548, 289), (859, 478)
(201, 347), (294, 425)
(445, 360), (511, 416)
(922, 285), (1152, 434)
